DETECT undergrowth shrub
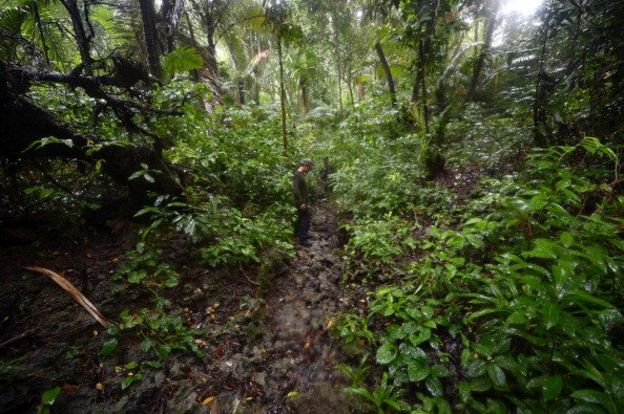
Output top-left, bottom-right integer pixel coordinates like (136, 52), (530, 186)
(338, 138), (624, 413)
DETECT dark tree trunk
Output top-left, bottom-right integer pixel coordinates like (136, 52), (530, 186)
(375, 41), (396, 107)
(32, 3), (50, 66)
(139, 0), (162, 79)
(467, 0), (501, 100)
(160, 0), (185, 53)
(300, 76), (309, 113)
(60, 0), (93, 71)
(533, 11), (552, 147)
(237, 77), (245, 105)
(411, 0), (440, 133)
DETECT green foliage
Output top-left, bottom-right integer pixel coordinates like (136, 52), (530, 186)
(338, 139), (624, 412)
(162, 46), (204, 80)
(343, 216), (417, 267)
(37, 386), (61, 414)
(103, 304), (203, 390)
(113, 244), (179, 289)
(444, 103), (531, 170)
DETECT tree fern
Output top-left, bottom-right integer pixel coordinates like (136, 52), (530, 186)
(162, 46), (204, 80)
(0, 6), (27, 60)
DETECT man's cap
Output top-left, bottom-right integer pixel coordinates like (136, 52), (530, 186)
(299, 159), (313, 167)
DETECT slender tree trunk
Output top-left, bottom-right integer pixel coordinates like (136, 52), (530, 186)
(473, 17), (479, 59)
(533, 11), (552, 147)
(468, 0), (501, 100)
(337, 63), (343, 112)
(347, 71), (355, 106)
(139, 0), (162, 79)
(300, 76), (309, 113)
(32, 3), (49, 66)
(375, 41), (396, 107)
(277, 36), (288, 153)
(60, 0), (93, 72)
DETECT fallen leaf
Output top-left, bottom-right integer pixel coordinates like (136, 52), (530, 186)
(63, 384), (79, 393)
(326, 319), (334, 329)
(210, 398), (221, 414)
(287, 390), (299, 398)
(202, 396), (215, 405)
(95, 383), (104, 391)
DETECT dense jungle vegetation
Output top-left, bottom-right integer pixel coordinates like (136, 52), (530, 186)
(1, 0), (623, 412)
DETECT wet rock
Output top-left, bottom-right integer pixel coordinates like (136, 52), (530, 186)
(168, 379), (210, 414)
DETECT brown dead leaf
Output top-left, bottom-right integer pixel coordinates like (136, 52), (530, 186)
(63, 384), (79, 393)
(201, 396), (215, 406)
(25, 266), (109, 327)
(210, 398), (221, 414)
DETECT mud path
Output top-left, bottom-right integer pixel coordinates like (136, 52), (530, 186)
(212, 204), (353, 413)
(258, 205), (351, 413)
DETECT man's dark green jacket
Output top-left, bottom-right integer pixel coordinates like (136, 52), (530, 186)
(293, 170), (308, 207)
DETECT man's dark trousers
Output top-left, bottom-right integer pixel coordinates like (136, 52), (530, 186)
(296, 207), (310, 243)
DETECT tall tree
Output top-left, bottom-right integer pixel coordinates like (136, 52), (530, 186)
(139, 0), (162, 79)
(467, 0), (501, 100)
(375, 41), (396, 107)
(59, 0), (93, 71)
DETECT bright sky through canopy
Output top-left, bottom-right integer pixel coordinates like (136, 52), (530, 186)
(502, 0), (543, 16)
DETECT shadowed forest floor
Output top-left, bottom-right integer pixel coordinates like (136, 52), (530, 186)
(0, 204), (358, 413)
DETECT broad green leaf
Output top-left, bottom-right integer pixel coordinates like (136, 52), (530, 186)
(506, 311), (528, 325)
(100, 338), (118, 356)
(376, 342), (397, 364)
(542, 302), (561, 329)
(542, 375), (564, 401)
(41, 386), (61, 405)
(487, 364), (506, 388)
(407, 362), (429, 382)
(464, 360), (487, 378)
(571, 389), (608, 405)
(430, 365), (451, 378)
(425, 377), (443, 397)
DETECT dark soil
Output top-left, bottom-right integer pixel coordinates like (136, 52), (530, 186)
(0, 205), (358, 413)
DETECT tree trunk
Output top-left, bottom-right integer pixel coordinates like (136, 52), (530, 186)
(533, 11), (552, 147)
(60, 0), (93, 72)
(375, 41), (396, 107)
(277, 35), (288, 153)
(300, 76), (309, 113)
(337, 62), (343, 112)
(237, 77), (245, 105)
(32, 3), (50, 66)
(347, 72), (355, 106)
(160, 0), (185, 53)
(467, 0), (501, 100)
(139, 0), (162, 79)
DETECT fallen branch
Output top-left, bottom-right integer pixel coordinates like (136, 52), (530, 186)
(24, 266), (109, 328)
(0, 327), (38, 349)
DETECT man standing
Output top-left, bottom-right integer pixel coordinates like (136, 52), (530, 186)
(293, 159), (313, 246)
